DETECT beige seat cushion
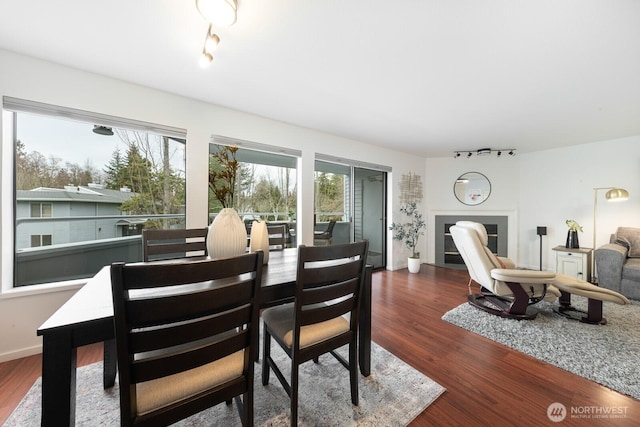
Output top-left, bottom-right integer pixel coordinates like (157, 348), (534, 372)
(135, 350), (244, 416)
(553, 274), (630, 305)
(263, 303), (350, 349)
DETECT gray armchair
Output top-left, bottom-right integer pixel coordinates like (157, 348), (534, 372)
(595, 227), (640, 300)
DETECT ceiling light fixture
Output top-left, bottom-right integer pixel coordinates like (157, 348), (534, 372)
(199, 51), (213, 68)
(92, 125), (114, 136)
(205, 29), (220, 52)
(453, 148), (516, 158)
(199, 24), (219, 68)
(195, 1), (237, 67)
(196, 0), (237, 27)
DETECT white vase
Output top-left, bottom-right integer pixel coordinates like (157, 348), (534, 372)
(249, 220), (269, 264)
(206, 208), (248, 259)
(408, 257), (421, 273)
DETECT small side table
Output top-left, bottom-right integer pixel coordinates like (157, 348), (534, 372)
(552, 246), (592, 283)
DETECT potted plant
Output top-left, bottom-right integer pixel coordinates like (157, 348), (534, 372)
(565, 219), (583, 249)
(389, 202), (426, 273)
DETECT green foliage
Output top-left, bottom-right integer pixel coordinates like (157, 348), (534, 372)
(208, 145), (239, 209)
(389, 202), (426, 258)
(314, 172), (344, 221)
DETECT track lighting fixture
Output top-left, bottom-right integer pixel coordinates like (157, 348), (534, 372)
(196, 0), (237, 26)
(199, 51), (213, 68)
(453, 148), (516, 158)
(195, 0), (237, 66)
(199, 24), (219, 68)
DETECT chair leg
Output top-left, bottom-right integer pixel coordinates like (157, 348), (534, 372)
(262, 328), (271, 385)
(290, 361), (299, 426)
(349, 341), (359, 405)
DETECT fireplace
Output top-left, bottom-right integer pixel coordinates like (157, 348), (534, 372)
(434, 215), (509, 269)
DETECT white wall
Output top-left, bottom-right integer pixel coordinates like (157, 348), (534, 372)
(424, 137), (640, 271)
(517, 137), (640, 270)
(0, 49), (424, 361)
(424, 155), (521, 263)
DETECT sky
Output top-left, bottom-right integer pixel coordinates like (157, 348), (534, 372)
(16, 112), (185, 180)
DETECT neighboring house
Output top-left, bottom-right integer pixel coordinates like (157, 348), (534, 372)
(15, 183), (137, 250)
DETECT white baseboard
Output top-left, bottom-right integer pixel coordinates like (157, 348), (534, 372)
(0, 344), (42, 363)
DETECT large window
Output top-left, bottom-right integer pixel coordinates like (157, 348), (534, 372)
(314, 160), (350, 223)
(4, 98), (186, 287)
(208, 140), (298, 243)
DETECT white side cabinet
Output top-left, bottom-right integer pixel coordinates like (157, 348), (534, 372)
(553, 246), (592, 282)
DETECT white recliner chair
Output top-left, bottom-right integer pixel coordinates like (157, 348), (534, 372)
(450, 221), (629, 324)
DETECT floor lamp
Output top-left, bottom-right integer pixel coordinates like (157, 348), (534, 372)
(592, 187), (629, 282)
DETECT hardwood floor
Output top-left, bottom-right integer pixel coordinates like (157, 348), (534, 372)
(1, 264), (638, 426)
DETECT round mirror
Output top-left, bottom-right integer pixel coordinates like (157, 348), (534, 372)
(454, 172), (491, 205)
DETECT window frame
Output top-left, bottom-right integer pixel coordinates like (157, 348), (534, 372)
(2, 97), (188, 292)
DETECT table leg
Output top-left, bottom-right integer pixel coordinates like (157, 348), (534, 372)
(103, 338), (117, 388)
(41, 330), (76, 426)
(359, 267), (372, 377)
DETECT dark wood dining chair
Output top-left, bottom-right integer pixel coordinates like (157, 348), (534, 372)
(261, 240), (369, 425)
(313, 219), (336, 245)
(141, 227), (208, 262)
(267, 224), (287, 251)
(110, 251), (263, 426)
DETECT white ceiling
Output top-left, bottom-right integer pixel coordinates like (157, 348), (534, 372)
(1, 0), (639, 157)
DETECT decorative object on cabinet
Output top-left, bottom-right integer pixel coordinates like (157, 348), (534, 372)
(592, 187), (629, 279)
(453, 172), (491, 206)
(565, 219), (582, 249)
(389, 202), (426, 273)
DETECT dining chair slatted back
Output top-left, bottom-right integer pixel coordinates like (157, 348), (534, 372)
(110, 251), (263, 426)
(142, 227), (208, 262)
(267, 224), (287, 251)
(313, 220), (336, 245)
(261, 240), (369, 425)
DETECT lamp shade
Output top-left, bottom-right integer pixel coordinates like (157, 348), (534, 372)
(605, 188), (629, 201)
(196, 0), (237, 26)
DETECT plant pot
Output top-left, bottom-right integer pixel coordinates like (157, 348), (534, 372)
(408, 257), (421, 273)
(565, 230), (580, 249)
(206, 208), (248, 259)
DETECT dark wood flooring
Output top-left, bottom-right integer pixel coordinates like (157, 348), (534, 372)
(1, 264), (638, 426)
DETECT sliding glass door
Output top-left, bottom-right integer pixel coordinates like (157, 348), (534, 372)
(353, 167), (386, 269)
(314, 160), (387, 269)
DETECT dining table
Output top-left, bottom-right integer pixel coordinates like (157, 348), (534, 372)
(36, 248), (372, 426)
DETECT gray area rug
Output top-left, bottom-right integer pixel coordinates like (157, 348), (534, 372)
(5, 342), (444, 426)
(442, 297), (640, 400)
